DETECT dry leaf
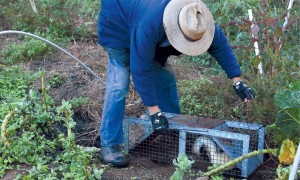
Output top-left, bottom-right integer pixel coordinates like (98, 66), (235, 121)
(278, 139), (296, 165)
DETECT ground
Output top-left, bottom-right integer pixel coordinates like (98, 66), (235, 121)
(0, 36), (278, 180)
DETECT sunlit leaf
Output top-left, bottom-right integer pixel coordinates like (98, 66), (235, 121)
(274, 82), (300, 109)
(278, 139), (296, 165)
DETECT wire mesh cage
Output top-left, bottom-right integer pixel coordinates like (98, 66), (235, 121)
(123, 113), (265, 178)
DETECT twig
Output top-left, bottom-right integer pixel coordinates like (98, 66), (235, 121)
(76, 129), (97, 138)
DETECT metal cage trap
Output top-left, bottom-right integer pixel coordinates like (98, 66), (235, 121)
(123, 113), (265, 178)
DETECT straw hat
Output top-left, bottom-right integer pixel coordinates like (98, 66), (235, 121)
(163, 0), (215, 56)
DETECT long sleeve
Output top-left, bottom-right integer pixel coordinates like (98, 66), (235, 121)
(130, 26), (163, 106)
(207, 25), (242, 79)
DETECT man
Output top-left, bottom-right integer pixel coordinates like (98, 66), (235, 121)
(97, 0), (255, 167)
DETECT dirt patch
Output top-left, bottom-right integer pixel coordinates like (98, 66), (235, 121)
(1, 164), (31, 180)
(101, 156), (178, 180)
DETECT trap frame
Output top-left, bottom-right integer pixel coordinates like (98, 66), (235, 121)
(123, 113), (265, 178)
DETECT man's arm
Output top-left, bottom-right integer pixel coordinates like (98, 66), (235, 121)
(129, 25), (167, 115)
(207, 24), (242, 79)
(208, 25), (255, 102)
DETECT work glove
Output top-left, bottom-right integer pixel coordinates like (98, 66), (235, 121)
(150, 111), (169, 132)
(233, 80), (255, 101)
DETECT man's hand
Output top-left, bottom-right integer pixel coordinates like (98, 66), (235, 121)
(233, 80), (255, 102)
(150, 111), (169, 132)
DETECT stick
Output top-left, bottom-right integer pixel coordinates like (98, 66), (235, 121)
(289, 142), (300, 180)
(279, 0), (294, 50)
(201, 149), (277, 177)
(283, 0), (294, 33)
(29, 0), (38, 14)
(248, 9), (263, 76)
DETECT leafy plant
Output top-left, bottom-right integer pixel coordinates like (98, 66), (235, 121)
(1, 33), (58, 64)
(276, 165), (291, 180)
(48, 73), (65, 88)
(68, 97), (89, 109)
(274, 82), (300, 143)
(0, 67), (103, 179)
(170, 154), (194, 180)
(0, 0), (99, 37)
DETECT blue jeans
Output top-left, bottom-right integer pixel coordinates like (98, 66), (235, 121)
(100, 47), (181, 147)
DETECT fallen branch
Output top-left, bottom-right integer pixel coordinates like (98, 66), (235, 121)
(201, 148), (277, 177)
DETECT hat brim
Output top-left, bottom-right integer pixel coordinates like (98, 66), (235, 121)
(163, 0), (215, 56)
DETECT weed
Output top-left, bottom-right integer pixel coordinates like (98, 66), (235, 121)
(0, 67), (103, 178)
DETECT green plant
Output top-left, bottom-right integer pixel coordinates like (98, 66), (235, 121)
(276, 165), (291, 180)
(0, 0), (99, 37)
(0, 67), (103, 179)
(68, 97), (89, 109)
(48, 73), (65, 88)
(178, 76), (227, 118)
(1, 33), (57, 64)
(177, 0), (299, 130)
(170, 154), (194, 180)
(272, 82), (300, 143)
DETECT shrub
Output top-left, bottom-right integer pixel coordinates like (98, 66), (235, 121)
(0, 0), (100, 38)
(0, 32), (61, 64)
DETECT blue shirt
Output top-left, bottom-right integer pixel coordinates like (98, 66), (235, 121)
(97, 0), (242, 106)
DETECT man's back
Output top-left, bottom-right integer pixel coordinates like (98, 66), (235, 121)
(97, 0), (170, 49)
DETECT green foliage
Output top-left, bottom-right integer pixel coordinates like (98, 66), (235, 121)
(178, 77), (227, 118)
(276, 165), (291, 180)
(0, 0), (99, 37)
(48, 73), (66, 88)
(23, 163), (57, 179)
(274, 82), (300, 143)
(69, 97), (89, 109)
(170, 154), (194, 180)
(188, 0), (300, 80)
(0, 67), (103, 179)
(0, 33), (61, 64)
(274, 82), (300, 109)
(178, 0), (299, 132)
(178, 75), (278, 124)
(0, 0), (100, 64)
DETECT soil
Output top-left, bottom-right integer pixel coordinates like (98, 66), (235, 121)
(0, 36), (278, 180)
